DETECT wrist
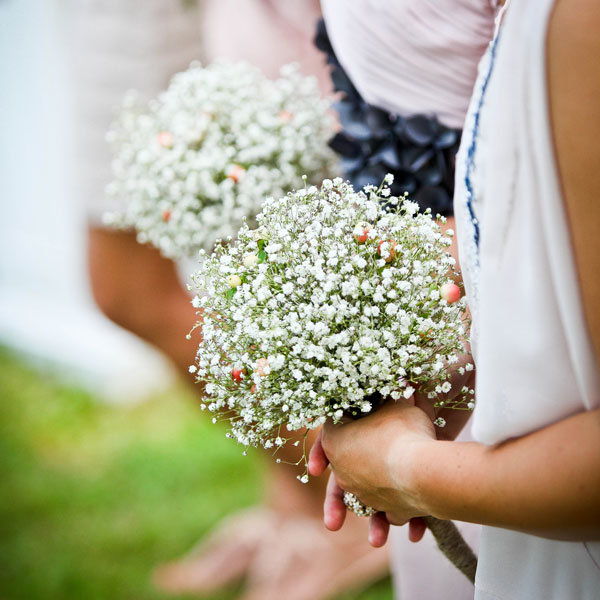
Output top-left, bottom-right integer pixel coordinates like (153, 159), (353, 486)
(388, 436), (441, 517)
(406, 438), (490, 521)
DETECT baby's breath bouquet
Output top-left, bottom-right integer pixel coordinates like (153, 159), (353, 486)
(190, 177), (477, 581)
(105, 61), (336, 259)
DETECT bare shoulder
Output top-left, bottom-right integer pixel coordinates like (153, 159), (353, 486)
(547, 0), (600, 366)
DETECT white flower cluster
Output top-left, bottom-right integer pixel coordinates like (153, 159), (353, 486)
(343, 492), (377, 517)
(190, 178), (473, 465)
(105, 61), (337, 259)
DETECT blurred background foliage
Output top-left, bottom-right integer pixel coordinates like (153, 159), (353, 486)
(0, 349), (392, 600)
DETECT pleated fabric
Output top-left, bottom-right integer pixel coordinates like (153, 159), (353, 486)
(320, 0), (497, 128)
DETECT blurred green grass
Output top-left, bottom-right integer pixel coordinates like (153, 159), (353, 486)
(0, 349), (392, 600)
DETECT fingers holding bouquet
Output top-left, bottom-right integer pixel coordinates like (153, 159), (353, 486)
(308, 359), (476, 551)
(309, 453), (388, 546)
(309, 398), (435, 543)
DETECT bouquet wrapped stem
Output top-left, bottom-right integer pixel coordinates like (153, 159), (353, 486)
(424, 516), (477, 583)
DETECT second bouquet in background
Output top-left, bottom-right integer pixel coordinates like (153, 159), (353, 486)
(105, 61), (337, 259)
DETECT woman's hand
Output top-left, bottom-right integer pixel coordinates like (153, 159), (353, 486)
(308, 399), (437, 545)
(307, 354), (475, 547)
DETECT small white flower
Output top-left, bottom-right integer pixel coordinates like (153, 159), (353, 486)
(353, 255), (367, 269)
(403, 386), (415, 399)
(403, 200), (420, 216)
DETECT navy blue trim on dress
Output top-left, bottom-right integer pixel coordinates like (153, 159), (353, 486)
(314, 19), (461, 217)
(463, 33), (502, 251)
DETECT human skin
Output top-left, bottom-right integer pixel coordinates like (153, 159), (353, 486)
(308, 0), (600, 548)
(310, 402), (600, 545)
(88, 227), (201, 380)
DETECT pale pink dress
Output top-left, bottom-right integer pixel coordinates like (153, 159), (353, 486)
(202, 0), (330, 92)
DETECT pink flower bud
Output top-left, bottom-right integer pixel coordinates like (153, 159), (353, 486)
(231, 368), (246, 383)
(440, 282), (461, 304)
(256, 358), (270, 376)
(157, 131), (174, 148)
(278, 110), (293, 123)
(226, 164), (246, 183)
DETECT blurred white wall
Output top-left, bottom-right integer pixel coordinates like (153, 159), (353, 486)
(0, 0), (174, 402)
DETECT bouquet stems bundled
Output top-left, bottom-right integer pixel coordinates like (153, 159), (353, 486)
(425, 516), (478, 583)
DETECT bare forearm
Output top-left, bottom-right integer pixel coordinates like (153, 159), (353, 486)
(407, 409), (600, 540)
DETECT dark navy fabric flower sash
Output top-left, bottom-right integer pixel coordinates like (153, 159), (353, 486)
(315, 19), (461, 217)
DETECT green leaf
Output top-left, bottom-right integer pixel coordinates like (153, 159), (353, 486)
(225, 288), (236, 300)
(257, 239), (265, 251)
(258, 250), (267, 263)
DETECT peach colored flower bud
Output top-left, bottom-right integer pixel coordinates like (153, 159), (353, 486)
(278, 110), (293, 123)
(440, 282), (461, 304)
(354, 223), (371, 244)
(157, 131), (174, 148)
(256, 357), (270, 376)
(377, 240), (397, 262)
(226, 164), (246, 183)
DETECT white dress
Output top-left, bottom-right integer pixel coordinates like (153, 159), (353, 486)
(454, 1), (600, 597)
